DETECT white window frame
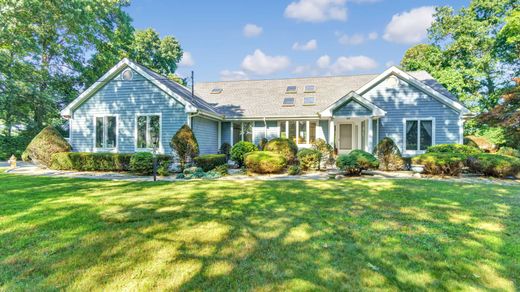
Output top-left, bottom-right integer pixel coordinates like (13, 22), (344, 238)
(134, 113), (162, 152)
(402, 117), (436, 155)
(93, 114), (119, 152)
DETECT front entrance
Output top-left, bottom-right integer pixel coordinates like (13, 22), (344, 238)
(337, 123), (357, 153)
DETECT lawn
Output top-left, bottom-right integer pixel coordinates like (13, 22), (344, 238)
(0, 172), (519, 291)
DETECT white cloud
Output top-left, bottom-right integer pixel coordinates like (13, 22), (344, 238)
(329, 55), (378, 73)
(316, 55), (331, 68)
(368, 32), (378, 40)
(292, 39), (318, 51)
(337, 31), (378, 45)
(241, 49), (290, 75)
(179, 52), (194, 67)
(243, 24), (263, 37)
(383, 6), (436, 44)
(220, 70), (249, 81)
(284, 0), (347, 22)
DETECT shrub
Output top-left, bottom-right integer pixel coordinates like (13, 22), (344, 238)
(157, 160), (172, 176)
(213, 164), (229, 176)
(130, 152), (154, 175)
(350, 150), (380, 170)
(426, 144), (481, 156)
(336, 150), (379, 175)
(244, 151), (287, 174)
(497, 147), (520, 158)
(24, 126), (71, 167)
(0, 135), (32, 160)
(220, 142), (232, 158)
(194, 154), (227, 171)
(467, 154), (520, 178)
(230, 141), (258, 167)
(288, 165), (301, 175)
(170, 124), (199, 170)
(259, 138), (269, 150)
(312, 138), (333, 167)
(412, 153), (466, 176)
(183, 166), (205, 178)
(50, 152), (133, 171)
(373, 137), (404, 171)
(464, 135), (497, 152)
(336, 155), (361, 175)
(297, 148), (322, 171)
(264, 138), (298, 162)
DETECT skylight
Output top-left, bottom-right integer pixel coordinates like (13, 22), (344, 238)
(286, 86), (297, 94)
(282, 97), (295, 106)
(303, 97), (316, 105)
(210, 88), (223, 94)
(304, 85), (316, 93)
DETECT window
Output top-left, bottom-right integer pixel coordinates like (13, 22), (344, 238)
(242, 122), (253, 142)
(405, 119), (433, 151)
(280, 120), (317, 145)
(211, 88), (223, 94)
(136, 115), (160, 149)
(288, 121), (296, 143)
(303, 97), (316, 105)
(282, 97), (295, 106)
(122, 69), (133, 81)
(232, 122), (241, 145)
(279, 121), (287, 138)
(304, 85), (316, 93)
(95, 116), (117, 149)
(298, 121), (306, 144)
(286, 86), (297, 93)
(309, 122), (317, 144)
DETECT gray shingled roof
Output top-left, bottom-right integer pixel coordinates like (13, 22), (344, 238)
(194, 71), (457, 118)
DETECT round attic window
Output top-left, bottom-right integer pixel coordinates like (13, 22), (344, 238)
(387, 75), (400, 88)
(122, 69), (133, 81)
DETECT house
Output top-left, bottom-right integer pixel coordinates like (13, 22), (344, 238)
(61, 58), (471, 157)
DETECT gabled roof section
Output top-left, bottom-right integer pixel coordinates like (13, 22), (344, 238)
(356, 66), (471, 115)
(321, 91), (386, 118)
(61, 58), (222, 119)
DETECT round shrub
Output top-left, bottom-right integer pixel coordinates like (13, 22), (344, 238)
(336, 150), (379, 175)
(264, 138), (298, 162)
(288, 165), (301, 175)
(467, 154), (520, 178)
(213, 164), (229, 176)
(412, 153), (466, 176)
(194, 154), (227, 171)
(374, 137), (404, 171)
(24, 126), (71, 167)
(244, 151), (287, 174)
(130, 152), (154, 175)
(464, 135), (497, 152)
(497, 147), (520, 158)
(297, 148), (322, 171)
(427, 144), (481, 156)
(231, 141), (258, 167)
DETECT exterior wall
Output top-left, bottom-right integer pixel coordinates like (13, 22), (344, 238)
(192, 116), (219, 154)
(362, 76), (461, 153)
(333, 100), (371, 116)
(319, 120), (329, 142)
(70, 68), (187, 154)
(221, 122), (230, 146)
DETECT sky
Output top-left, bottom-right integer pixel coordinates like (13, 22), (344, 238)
(125, 0), (469, 82)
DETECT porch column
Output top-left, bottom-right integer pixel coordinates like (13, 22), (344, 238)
(218, 122), (221, 150)
(230, 123), (233, 145)
(367, 118), (373, 153)
(329, 119), (335, 146)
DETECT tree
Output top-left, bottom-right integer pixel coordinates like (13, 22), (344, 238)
(170, 125), (199, 170)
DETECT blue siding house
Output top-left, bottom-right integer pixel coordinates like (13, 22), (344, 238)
(61, 58), (471, 157)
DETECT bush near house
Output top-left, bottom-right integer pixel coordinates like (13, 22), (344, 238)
(170, 124), (199, 170)
(412, 153), (466, 176)
(297, 148), (322, 171)
(467, 154), (520, 178)
(24, 126), (72, 167)
(230, 141), (258, 167)
(219, 142), (232, 159)
(497, 147), (520, 158)
(130, 152), (154, 175)
(312, 138), (334, 167)
(336, 150), (379, 175)
(264, 138), (298, 163)
(194, 154), (227, 171)
(373, 137), (404, 171)
(426, 144), (482, 156)
(288, 165), (301, 175)
(244, 151), (287, 174)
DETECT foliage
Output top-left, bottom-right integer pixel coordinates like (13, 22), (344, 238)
(467, 153), (520, 178)
(312, 138), (334, 166)
(230, 141), (258, 167)
(264, 138), (299, 163)
(473, 126), (507, 147)
(219, 142), (232, 158)
(373, 137), (404, 171)
(244, 151), (287, 174)
(401, 44), (443, 73)
(464, 135), (497, 152)
(258, 138), (269, 151)
(426, 144), (482, 156)
(0, 135), (32, 160)
(336, 150), (379, 175)
(182, 167), (206, 179)
(194, 154), (227, 172)
(213, 164), (229, 176)
(287, 165), (301, 175)
(497, 147), (520, 158)
(157, 160), (172, 176)
(51, 152), (132, 171)
(24, 126), (71, 167)
(130, 152), (154, 175)
(412, 153), (466, 176)
(297, 149), (322, 171)
(170, 124), (199, 170)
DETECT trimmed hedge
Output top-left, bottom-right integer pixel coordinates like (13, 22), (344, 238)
(412, 153), (466, 176)
(24, 126), (71, 167)
(467, 154), (520, 178)
(264, 138), (298, 162)
(231, 141), (258, 167)
(297, 148), (322, 171)
(336, 150), (379, 175)
(426, 144), (481, 156)
(194, 154), (227, 171)
(130, 152), (154, 175)
(497, 147), (520, 158)
(374, 137), (404, 171)
(244, 151), (287, 174)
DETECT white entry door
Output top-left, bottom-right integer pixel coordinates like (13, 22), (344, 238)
(338, 123), (355, 153)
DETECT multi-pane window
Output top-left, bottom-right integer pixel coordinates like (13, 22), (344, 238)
(232, 122), (241, 145)
(95, 116), (117, 149)
(406, 119), (433, 151)
(309, 122), (317, 144)
(279, 120), (318, 145)
(136, 115), (160, 149)
(242, 122), (253, 143)
(288, 121), (297, 143)
(298, 121), (306, 144)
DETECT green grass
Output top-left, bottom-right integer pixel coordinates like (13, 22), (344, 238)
(0, 172), (519, 291)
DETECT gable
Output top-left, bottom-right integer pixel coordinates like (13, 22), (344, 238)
(333, 99), (372, 116)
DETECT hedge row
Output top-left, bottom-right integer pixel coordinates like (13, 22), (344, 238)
(194, 154), (227, 171)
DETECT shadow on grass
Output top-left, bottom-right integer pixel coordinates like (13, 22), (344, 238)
(0, 174), (519, 290)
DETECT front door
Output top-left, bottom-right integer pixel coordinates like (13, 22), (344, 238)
(338, 123), (355, 153)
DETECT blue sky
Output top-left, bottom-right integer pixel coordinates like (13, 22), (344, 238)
(125, 0), (468, 82)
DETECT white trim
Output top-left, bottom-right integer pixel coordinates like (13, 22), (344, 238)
(402, 117), (436, 156)
(68, 118), (73, 146)
(321, 91), (387, 118)
(367, 118), (373, 153)
(93, 114), (119, 153)
(229, 123), (233, 145)
(134, 113), (163, 153)
(458, 116), (464, 144)
(218, 121), (222, 149)
(356, 66), (470, 115)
